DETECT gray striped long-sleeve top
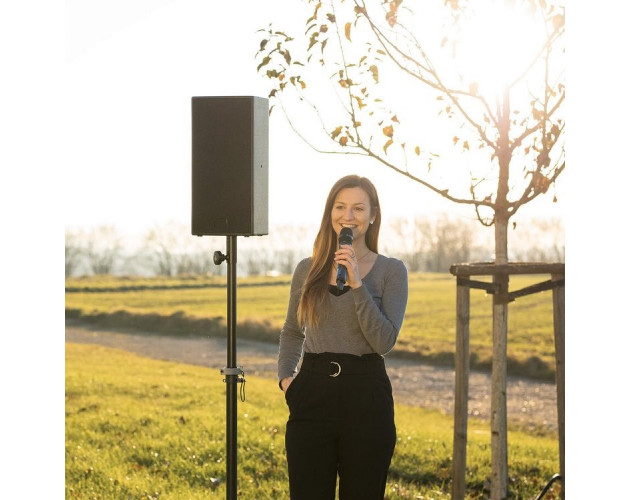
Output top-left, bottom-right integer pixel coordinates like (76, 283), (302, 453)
(278, 254), (408, 381)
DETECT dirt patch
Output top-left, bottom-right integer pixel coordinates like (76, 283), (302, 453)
(65, 320), (558, 433)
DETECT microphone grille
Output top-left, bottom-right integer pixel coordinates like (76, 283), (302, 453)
(339, 227), (353, 244)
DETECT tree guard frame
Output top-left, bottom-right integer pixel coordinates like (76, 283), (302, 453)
(448, 262), (565, 500)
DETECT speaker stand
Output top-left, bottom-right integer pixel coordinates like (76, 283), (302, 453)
(214, 236), (244, 500)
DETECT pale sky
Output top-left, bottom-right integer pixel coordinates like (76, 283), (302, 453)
(62, 0), (563, 241)
(2, 2), (630, 496)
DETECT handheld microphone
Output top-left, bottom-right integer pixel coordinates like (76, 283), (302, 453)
(336, 227), (354, 290)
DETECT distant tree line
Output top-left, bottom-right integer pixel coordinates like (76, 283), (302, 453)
(65, 216), (564, 278)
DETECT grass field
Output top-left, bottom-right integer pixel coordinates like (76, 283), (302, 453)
(65, 343), (561, 499)
(66, 273), (559, 380)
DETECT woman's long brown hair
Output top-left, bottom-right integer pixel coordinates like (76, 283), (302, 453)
(296, 175), (381, 328)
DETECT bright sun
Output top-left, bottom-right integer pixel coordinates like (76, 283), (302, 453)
(449, 0), (547, 100)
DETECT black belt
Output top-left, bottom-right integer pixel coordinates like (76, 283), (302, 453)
(300, 352), (384, 377)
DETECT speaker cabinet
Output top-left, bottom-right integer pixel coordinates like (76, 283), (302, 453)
(191, 96), (269, 236)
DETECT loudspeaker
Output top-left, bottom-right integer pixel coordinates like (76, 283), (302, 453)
(191, 96), (269, 236)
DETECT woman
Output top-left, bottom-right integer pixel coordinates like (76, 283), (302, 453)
(278, 175), (408, 499)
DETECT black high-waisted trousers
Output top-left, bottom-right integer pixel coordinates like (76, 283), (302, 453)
(284, 352), (396, 500)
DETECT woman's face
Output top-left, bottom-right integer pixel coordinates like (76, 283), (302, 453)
(330, 187), (374, 241)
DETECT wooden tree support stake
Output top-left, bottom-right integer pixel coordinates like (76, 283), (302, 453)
(449, 262), (565, 500)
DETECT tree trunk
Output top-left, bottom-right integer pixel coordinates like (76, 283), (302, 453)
(491, 87), (511, 500)
(491, 212), (509, 500)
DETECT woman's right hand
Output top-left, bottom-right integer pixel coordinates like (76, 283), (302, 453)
(280, 376), (294, 393)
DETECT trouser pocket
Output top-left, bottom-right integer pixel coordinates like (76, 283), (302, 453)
(284, 370), (309, 414)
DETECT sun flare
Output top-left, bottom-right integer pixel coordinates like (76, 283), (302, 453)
(449, 0), (547, 100)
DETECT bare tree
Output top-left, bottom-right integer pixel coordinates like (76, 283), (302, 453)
(240, 248), (276, 276)
(256, 1), (564, 496)
(268, 224), (313, 274)
(383, 217), (424, 271)
(417, 214), (475, 272)
(509, 216), (565, 262)
(143, 222), (225, 277)
(143, 225), (178, 276)
(386, 214), (478, 272)
(257, 0), (564, 260)
(84, 225), (122, 275)
(176, 251), (216, 275)
(65, 230), (84, 277)
(236, 224), (314, 276)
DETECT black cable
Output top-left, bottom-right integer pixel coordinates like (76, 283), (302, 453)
(534, 473), (562, 500)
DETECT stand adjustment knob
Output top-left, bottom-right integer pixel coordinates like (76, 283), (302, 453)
(213, 251), (227, 265)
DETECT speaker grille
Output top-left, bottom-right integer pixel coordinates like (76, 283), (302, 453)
(191, 96), (268, 236)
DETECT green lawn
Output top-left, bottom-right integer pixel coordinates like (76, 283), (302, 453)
(65, 343), (561, 499)
(66, 273), (558, 380)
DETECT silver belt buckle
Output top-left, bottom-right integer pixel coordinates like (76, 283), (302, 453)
(329, 361), (341, 377)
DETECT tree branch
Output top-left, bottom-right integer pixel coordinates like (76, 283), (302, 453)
(353, 140), (495, 209)
(354, 0), (500, 135)
(510, 91), (564, 152)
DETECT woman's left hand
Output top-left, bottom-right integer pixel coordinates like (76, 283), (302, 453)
(334, 245), (362, 288)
